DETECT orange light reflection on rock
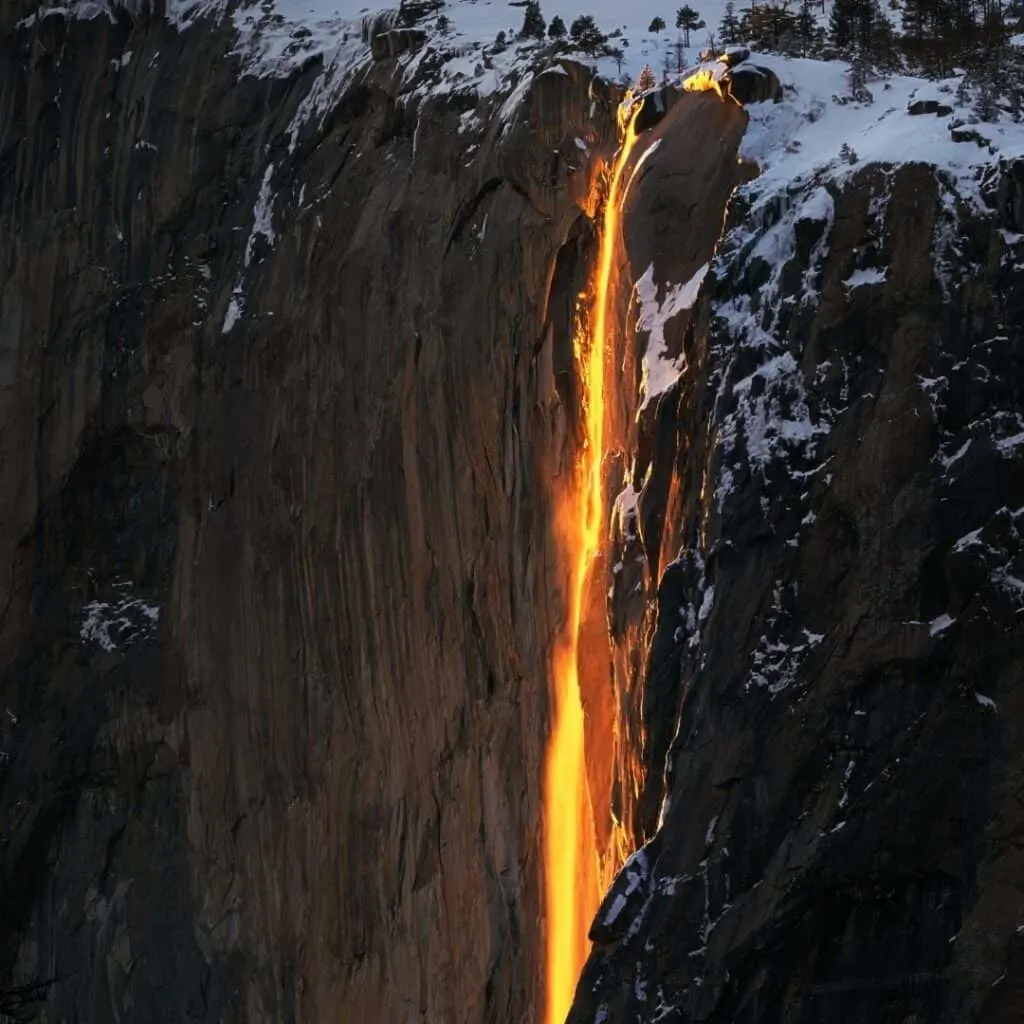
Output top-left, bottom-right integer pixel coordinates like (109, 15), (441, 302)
(682, 67), (726, 99)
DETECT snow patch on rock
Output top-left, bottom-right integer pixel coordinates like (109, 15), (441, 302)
(635, 262), (710, 412)
(80, 580), (160, 652)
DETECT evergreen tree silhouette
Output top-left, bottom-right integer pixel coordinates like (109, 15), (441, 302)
(519, 1), (546, 39)
(676, 5), (704, 45)
(719, 0), (742, 43)
(570, 14), (606, 54)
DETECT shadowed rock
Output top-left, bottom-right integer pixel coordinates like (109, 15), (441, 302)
(0, 15), (616, 1023)
(909, 97), (953, 116)
(726, 62), (783, 104)
(371, 27), (426, 61)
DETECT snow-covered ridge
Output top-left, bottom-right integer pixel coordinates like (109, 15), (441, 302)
(18, 0), (1024, 189)
(700, 48), (1024, 513)
(739, 53), (1024, 208)
(16, 0), (119, 28)
(8, 0), (740, 107)
(15, 0), (376, 88)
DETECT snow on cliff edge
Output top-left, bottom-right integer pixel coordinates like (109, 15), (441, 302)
(22, 0), (1024, 190)
(740, 53), (1024, 209)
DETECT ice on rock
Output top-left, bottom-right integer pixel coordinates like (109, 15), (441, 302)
(602, 893), (629, 927)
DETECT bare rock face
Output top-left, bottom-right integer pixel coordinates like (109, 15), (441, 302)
(570, 154), (1024, 1024)
(0, 11), (618, 1021)
(3, 7), (1023, 1023)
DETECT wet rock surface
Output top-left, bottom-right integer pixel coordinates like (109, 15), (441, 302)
(597, 91), (750, 851)
(371, 27), (427, 61)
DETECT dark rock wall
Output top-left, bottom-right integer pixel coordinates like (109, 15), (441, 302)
(572, 159), (1024, 1022)
(0, 12), (617, 1021)
(3, 8), (1022, 1022)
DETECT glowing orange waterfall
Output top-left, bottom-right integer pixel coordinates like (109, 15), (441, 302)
(543, 99), (642, 1024)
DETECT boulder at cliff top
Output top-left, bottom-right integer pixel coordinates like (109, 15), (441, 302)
(726, 61), (784, 104)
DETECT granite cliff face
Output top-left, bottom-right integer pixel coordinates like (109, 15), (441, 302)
(573, 152), (1024, 1024)
(0, 7), (620, 1020)
(1, 5), (1023, 1024)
